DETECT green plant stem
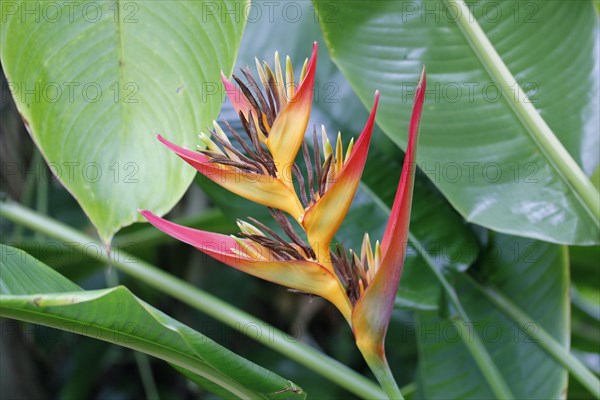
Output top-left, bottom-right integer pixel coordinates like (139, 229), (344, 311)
(103, 261), (160, 400)
(464, 274), (600, 398)
(411, 232), (515, 399)
(400, 382), (416, 398)
(363, 354), (404, 400)
(445, 0), (600, 227)
(134, 351), (160, 400)
(0, 200), (385, 399)
(11, 149), (42, 241)
(571, 286), (600, 322)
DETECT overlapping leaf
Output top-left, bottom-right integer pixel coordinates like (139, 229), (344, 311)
(416, 234), (569, 398)
(317, 0), (599, 245)
(0, 245), (306, 399)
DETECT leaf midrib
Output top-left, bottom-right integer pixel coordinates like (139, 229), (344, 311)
(444, 0), (600, 229)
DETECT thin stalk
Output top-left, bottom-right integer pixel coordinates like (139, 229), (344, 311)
(464, 274), (600, 398)
(410, 232), (515, 399)
(451, 316), (513, 398)
(571, 286), (600, 322)
(363, 354), (404, 400)
(400, 382), (416, 398)
(34, 154), (48, 241)
(134, 351), (160, 400)
(103, 261), (159, 400)
(445, 0), (600, 226)
(11, 149), (41, 241)
(0, 200), (385, 399)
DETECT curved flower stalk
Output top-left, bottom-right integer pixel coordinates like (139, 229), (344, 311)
(141, 41), (426, 399)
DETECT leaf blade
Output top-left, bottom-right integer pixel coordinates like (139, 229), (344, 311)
(316, 0), (600, 245)
(0, 245), (306, 399)
(0, 0), (247, 242)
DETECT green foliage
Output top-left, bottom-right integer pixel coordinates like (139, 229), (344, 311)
(0, 245), (306, 399)
(1, 0), (599, 398)
(316, 0), (599, 245)
(416, 234), (569, 398)
(1, 0), (246, 242)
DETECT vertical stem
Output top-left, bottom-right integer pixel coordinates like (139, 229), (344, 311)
(362, 352), (404, 400)
(451, 317), (514, 399)
(134, 351), (161, 400)
(103, 260), (159, 399)
(11, 150), (42, 241)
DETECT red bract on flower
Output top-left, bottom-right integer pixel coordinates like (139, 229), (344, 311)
(141, 42), (426, 399)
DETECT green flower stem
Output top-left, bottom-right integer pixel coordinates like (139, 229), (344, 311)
(445, 0), (600, 226)
(104, 264), (160, 400)
(411, 232), (515, 400)
(463, 274), (600, 398)
(400, 382), (416, 397)
(0, 200), (385, 399)
(134, 351), (160, 400)
(362, 353), (404, 400)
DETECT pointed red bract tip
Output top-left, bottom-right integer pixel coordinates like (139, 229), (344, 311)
(351, 68), (426, 355)
(140, 210), (237, 256)
(380, 70), (425, 256)
(345, 91), (379, 164)
(301, 92), (379, 260)
(297, 41), (318, 88)
(156, 134), (210, 165)
(221, 70), (253, 116)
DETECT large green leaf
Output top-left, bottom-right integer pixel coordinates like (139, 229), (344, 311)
(316, 0), (599, 245)
(0, 245), (306, 399)
(0, 0), (246, 242)
(198, 2), (479, 312)
(416, 233), (569, 399)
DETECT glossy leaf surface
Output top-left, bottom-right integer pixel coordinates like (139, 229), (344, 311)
(416, 234), (569, 398)
(0, 245), (306, 399)
(1, 1), (246, 242)
(317, 0), (599, 244)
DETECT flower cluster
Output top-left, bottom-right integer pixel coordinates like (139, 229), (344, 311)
(141, 42), (425, 376)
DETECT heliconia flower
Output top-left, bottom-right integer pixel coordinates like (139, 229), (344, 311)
(350, 68), (425, 387)
(221, 42), (317, 184)
(140, 209), (353, 322)
(142, 41), (425, 398)
(300, 92), (379, 270)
